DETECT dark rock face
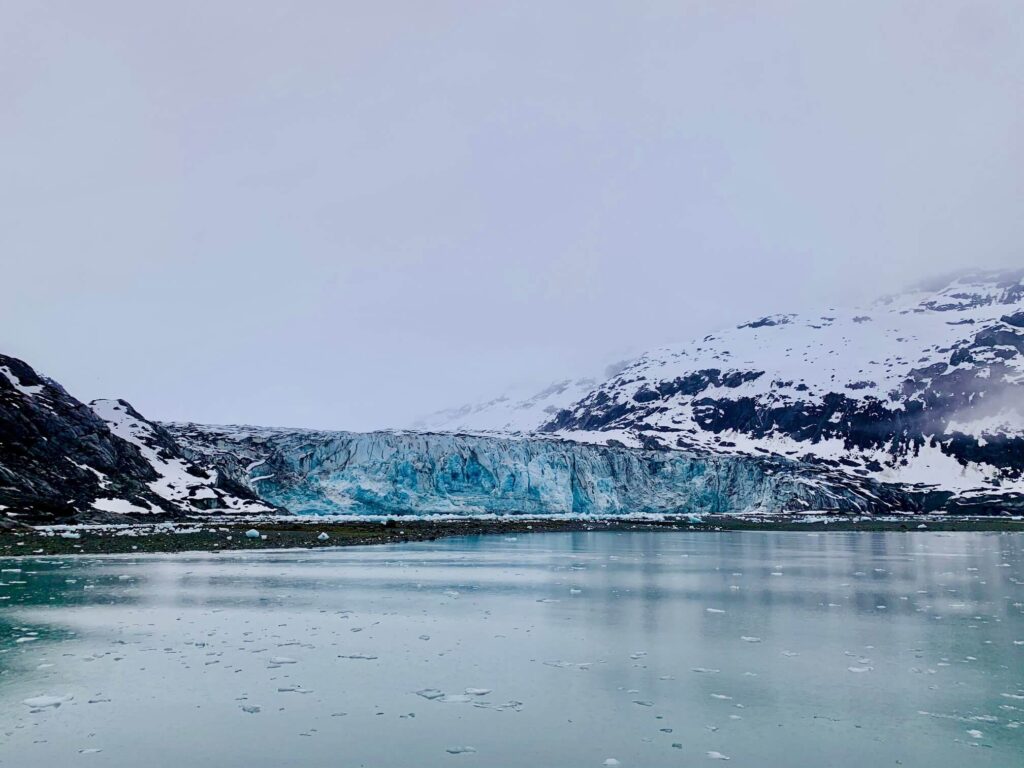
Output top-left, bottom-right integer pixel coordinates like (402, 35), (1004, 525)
(0, 354), (273, 525)
(0, 354), (162, 524)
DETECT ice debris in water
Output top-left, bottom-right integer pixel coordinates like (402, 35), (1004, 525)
(317, 532), (329, 541)
(603, 760), (621, 767)
(707, 751), (731, 760)
(23, 695), (73, 708)
(464, 688), (491, 696)
(741, 636), (762, 643)
(245, 529), (260, 539)
(445, 746), (477, 755)
(416, 688), (445, 700)
(241, 705), (261, 714)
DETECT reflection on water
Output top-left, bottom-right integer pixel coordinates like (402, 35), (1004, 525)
(1, 531), (1022, 767)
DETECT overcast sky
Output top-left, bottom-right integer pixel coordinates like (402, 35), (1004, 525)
(1, 1), (1021, 430)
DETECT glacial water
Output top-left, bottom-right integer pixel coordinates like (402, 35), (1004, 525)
(1, 531), (1022, 767)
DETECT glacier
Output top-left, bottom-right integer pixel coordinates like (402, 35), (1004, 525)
(167, 424), (944, 517)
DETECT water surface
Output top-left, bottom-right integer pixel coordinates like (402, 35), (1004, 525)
(2, 531), (1022, 766)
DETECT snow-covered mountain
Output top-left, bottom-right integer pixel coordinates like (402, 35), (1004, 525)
(402, 270), (1024, 505)
(537, 269), (1024, 502)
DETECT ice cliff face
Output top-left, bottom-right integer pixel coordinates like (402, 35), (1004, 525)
(166, 423), (956, 516)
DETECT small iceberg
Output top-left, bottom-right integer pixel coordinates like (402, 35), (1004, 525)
(23, 695), (72, 709)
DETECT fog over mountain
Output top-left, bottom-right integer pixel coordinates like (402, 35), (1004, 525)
(1, 2), (1021, 431)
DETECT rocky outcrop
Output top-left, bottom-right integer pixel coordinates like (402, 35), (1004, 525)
(0, 354), (274, 525)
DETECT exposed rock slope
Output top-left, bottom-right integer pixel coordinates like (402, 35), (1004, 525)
(0, 354), (273, 525)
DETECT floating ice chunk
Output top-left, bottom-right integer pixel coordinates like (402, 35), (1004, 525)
(241, 705), (261, 714)
(847, 666), (872, 673)
(633, 700), (654, 707)
(710, 694), (732, 700)
(707, 751), (731, 760)
(338, 654), (378, 660)
(692, 667), (720, 674)
(445, 746), (477, 754)
(602, 760), (621, 767)
(317, 533), (329, 541)
(439, 694), (473, 703)
(416, 688), (445, 700)
(741, 636), (762, 643)
(464, 688), (491, 696)
(543, 661), (592, 670)
(269, 656), (297, 665)
(245, 529), (260, 539)
(78, 748), (102, 755)
(967, 729), (983, 738)
(23, 695), (72, 708)
(706, 608), (725, 614)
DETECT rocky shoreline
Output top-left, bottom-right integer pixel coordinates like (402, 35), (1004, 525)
(1, 514), (1022, 558)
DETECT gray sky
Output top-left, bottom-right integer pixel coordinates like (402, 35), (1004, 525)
(1, 1), (1021, 431)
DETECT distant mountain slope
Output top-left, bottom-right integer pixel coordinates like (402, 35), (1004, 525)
(0, 353), (273, 525)
(414, 360), (633, 435)
(540, 269), (1024, 501)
